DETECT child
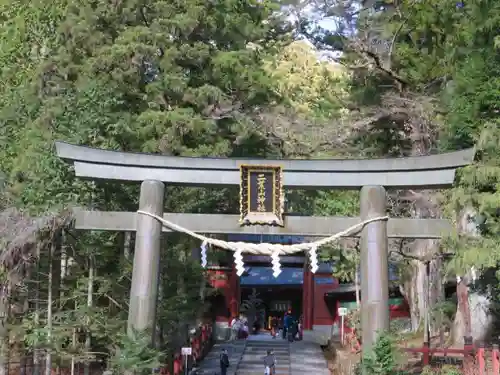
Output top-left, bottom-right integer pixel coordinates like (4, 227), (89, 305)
(263, 349), (276, 375)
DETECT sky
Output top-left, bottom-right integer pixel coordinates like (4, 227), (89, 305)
(282, 1), (363, 60)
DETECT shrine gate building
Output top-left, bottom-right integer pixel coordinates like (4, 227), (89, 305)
(206, 234), (410, 345)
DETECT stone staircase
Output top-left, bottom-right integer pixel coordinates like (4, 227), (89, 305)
(190, 340), (246, 375)
(236, 339), (290, 375)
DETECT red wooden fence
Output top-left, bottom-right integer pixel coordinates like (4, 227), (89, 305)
(342, 321), (500, 374)
(403, 343), (500, 375)
(162, 323), (213, 375)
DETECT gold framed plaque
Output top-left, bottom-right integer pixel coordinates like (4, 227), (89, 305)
(239, 164), (284, 226)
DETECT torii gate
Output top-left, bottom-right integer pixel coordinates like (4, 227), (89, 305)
(55, 141), (474, 353)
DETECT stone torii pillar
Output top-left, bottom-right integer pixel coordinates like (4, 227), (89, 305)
(360, 185), (389, 354)
(127, 180), (165, 339)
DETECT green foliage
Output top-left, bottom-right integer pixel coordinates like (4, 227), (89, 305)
(360, 333), (400, 375)
(157, 241), (209, 342)
(437, 0), (500, 273)
(422, 365), (462, 375)
(429, 300), (457, 333)
(300, 0), (500, 293)
(108, 330), (163, 374)
(0, 0), (300, 368)
(324, 244), (359, 282)
(240, 288), (263, 323)
(346, 308), (361, 342)
(0, 0), (287, 211)
(265, 40), (348, 117)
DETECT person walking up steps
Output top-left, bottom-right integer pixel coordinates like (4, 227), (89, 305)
(220, 348), (230, 375)
(263, 349), (276, 375)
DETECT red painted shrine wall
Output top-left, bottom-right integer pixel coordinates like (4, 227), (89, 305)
(302, 270), (313, 329)
(207, 270), (229, 290)
(389, 299), (410, 318)
(207, 267), (409, 328)
(312, 273), (337, 326)
(206, 268), (239, 323)
(308, 273), (411, 329)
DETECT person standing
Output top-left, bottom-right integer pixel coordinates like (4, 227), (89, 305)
(241, 314), (248, 325)
(298, 315), (303, 341)
(288, 318), (296, 342)
(282, 310), (292, 339)
(270, 316), (278, 339)
(253, 318), (261, 334)
(282, 312), (287, 339)
(242, 323), (249, 339)
(230, 316), (239, 341)
(220, 348), (230, 375)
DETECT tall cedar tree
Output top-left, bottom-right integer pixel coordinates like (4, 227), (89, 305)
(0, 0), (286, 211)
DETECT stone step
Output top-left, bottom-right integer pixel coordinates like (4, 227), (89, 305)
(245, 345), (289, 350)
(238, 364), (289, 368)
(246, 341), (289, 345)
(240, 358), (289, 362)
(245, 346), (289, 349)
(236, 368), (289, 374)
(238, 365), (289, 370)
(289, 340), (330, 375)
(240, 356), (289, 360)
(237, 372), (289, 374)
(237, 358), (290, 363)
(191, 341), (247, 375)
(242, 351), (289, 356)
(236, 339), (290, 375)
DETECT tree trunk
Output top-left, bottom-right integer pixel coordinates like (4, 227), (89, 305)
(46, 231), (62, 375)
(18, 284), (29, 375)
(400, 239), (441, 332)
(0, 282), (10, 375)
(33, 245), (41, 375)
(70, 327), (77, 375)
(398, 191), (443, 333)
(178, 249), (190, 344)
(45, 244), (53, 375)
(84, 258), (94, 375)
(429, 257), (445, 342)
(355, 267), (360, 308)
(191, 247), (205, 301)
(397, 115), (445, 334)
(123, 232), (132, 261)
(155, 280), (164, 349)
(60, 239), (77, 375)
(450, 207), (477, 345)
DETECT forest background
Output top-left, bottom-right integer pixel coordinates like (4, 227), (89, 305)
(0, 0), (499, 373)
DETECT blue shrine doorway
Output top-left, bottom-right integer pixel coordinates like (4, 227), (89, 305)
(240, 266), (303, 330)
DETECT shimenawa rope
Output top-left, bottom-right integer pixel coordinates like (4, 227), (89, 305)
(137, 210), (389, 255)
